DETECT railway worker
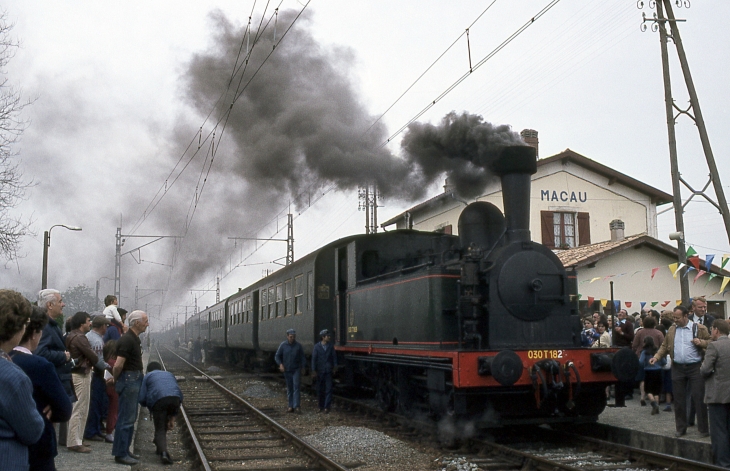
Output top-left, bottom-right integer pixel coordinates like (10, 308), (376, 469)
(275, 328), (306, 412)
(650, 305), (710, 438)
(312, 329), (337, 412)
(138, 361), (183, 465)
(701, 319), (730, 467)
(109, 310), (148, 465)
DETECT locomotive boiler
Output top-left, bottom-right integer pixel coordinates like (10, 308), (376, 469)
(167, 145), (637, 428)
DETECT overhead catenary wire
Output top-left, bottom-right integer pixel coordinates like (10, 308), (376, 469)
(364, 0), (499, 136)
(379, 0), (563, 148)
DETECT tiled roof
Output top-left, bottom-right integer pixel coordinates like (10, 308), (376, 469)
(556, 234), (730, 276)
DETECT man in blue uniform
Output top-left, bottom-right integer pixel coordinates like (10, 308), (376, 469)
(275, 329), (305, 412)
(312, 329), (337, 413)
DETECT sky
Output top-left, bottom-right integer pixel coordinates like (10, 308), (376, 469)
(2, 0), (729, 329)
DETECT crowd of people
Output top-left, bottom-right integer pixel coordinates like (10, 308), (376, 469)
(0, 289), (181, 470)
(583, 297), (730, 467)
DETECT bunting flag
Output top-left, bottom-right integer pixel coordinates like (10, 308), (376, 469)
(587, 296), (595, 305)
(693, 270), (707, 284)
(651, 301), (659, 307)
(600, 299), (608, 307)
(651, 267), (660, 279)
(676, 299), (682, 305)
(721, 276), (730, 294)
(673, 263), (686, 279)
(686, 246), (697, 257)
(706, 254), (715, 269)
(689, 256), (701, 270)
(613, 300), (620, 312)
(640, 301), (646, 310)
(625, 302), (632, 308)
(577, 294), (582, 299)
(590, 277), (601, 283)
(661, 301), (671, 307)
(722, 255), (730, 270)
(668, 263), (678, 278)
(709, 273), (718, 281)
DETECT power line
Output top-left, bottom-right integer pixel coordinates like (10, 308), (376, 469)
(379, 0), (563, 148)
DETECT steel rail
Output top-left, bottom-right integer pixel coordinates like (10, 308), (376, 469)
(155, 346), (213, 471)
(560, 431), (728, 471)
(160, 346), (349, 471)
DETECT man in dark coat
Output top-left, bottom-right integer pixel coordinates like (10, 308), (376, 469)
(312, 329), (337, 412)
(275, 329), (306, 412)
(10, 305), (73, 471)
(701, 319), (730, 467)
(611, 309), (635, 407)
(35, 289), (76, 446)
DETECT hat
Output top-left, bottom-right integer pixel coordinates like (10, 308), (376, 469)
(319, 329), (330, 337)
(286, 329), (296, 335)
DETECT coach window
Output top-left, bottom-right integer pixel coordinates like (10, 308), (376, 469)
(260, 289), (267, 321)
(276, 283), (283, 317)
(269, 287), (275, 319)
(307, 271), (314, 311)
(295, 275), (303, 314)
(285, 279), (293, 316)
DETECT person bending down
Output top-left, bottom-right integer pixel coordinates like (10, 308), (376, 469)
(138, 361), (183, 465)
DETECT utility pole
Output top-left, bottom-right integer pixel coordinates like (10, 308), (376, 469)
(286, 213), (294, 265)
(358, 184), (380, 234)
(641, 0), (730, 304)
(228, 213), (294, 268)
(216, 276), (220, 303)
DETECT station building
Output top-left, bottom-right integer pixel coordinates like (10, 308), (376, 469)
(381, 131), (729, 319)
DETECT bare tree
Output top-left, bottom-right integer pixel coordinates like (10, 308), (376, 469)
(0, 11), (33, 261)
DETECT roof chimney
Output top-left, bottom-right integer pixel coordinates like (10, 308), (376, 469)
(520, 129), (539, 158)
(443, 178), (455, 194)
(610, 219), (625, 242)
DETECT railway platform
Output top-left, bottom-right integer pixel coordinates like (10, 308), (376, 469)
(578, 392), (713, 463)
(54, 351), (150, 471)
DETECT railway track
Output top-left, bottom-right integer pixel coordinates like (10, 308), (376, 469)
(156, 346), (349, 471)
(158, 348), (728, 471)
(328, 392), (727, 471)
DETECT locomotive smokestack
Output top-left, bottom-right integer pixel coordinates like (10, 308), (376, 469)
(492, 145), (537, 243)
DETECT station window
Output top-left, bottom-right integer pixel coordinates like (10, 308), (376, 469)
(295, 274), (303, 314)
(540, 211), (590, 249)
(307, 271), (314, 311)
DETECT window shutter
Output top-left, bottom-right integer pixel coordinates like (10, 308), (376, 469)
(577, 212), (591, 246)
(541, 211), (555, 248)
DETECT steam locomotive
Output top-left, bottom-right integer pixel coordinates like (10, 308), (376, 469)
(166, 145), (637, 427)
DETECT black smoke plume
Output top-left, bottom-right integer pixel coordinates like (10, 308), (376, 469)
(158, 9), (524, 302)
